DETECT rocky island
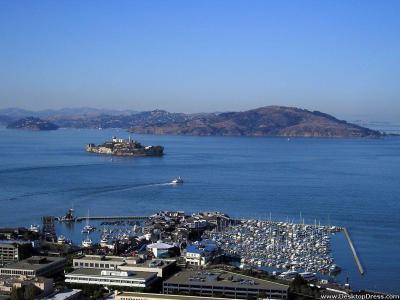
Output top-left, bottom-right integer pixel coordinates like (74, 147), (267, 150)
(86, 136), (164, 156)
(6, 117), (59, 130)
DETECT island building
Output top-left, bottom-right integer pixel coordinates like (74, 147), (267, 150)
(71, 255), (176, 278)
(0, 256), (66, 278)
(0, 240), (33, 267)
(163, 270), (289, 300)
(184, 240), (218, 266)
(86, 136), (164, 157)
(114, 291), (235, 300)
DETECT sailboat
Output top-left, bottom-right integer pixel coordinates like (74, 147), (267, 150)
(81, 209), (95, 234)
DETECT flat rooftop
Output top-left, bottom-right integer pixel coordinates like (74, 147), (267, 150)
(164, 270), (288, 291)
(75, 255), (174, 269)
(0, 240), (31, 245)
(1, 256), (65, 271)
(117, 292), (234, 300)
(46, 289), (82, 300)
(67, 268), (156, 280)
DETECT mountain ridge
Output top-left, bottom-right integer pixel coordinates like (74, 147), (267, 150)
(1, 106), (384, 137)
(127, 106), (382, 137)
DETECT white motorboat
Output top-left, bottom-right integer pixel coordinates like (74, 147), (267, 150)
(82, 237), (93, 248)
(171, 176), (183, 184)
(57, 235), (66, 244)
(29, 224), (40, 233)
(81, 209), (96, 233)
(100, 237), (109, 247)
(299, 272), (317, 281)
(81, 225), (95, 234)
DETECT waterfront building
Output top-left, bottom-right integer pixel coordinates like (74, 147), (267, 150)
(184, 240), (218, 266)
(0, 240), (32, 267)
(72, 255), (176, 278)
(146, 242), (175, 258)
(0, 276), (53, 296)
(0, 228), (31, 240)
(65, 269), (158, 289)
(163, 270), (289, 300)
(0, 256), (66, 278)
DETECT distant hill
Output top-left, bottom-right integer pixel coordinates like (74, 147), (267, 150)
(128, 106), (382, 138)
(7, 117), (59, 131)
(0, 107), (138, 119)
(1, 106), (383, 137)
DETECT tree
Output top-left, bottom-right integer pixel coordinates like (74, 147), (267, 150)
(10, 287), (24, 300)
(24, 284), (38, 300)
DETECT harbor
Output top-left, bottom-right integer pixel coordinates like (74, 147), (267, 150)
(49, 209), (360, 283)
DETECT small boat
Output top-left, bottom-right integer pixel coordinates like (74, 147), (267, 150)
(100, 237), (109, 247)
(29, 224), (40, 233)
(278, 270), (298, 279)
(57, 235), (66, 244)
(329, 264), (341, 273)
(82, 237), (93, 248)
(299, 271), (317, 281)
(81, 209), (96, 233)
(171, 176), (183, 184)
(81, 225), (95, 234)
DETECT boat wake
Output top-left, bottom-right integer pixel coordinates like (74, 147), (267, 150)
(1, 181), (176, 201)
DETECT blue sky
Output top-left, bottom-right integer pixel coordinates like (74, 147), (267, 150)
(0, 0), (399, 119)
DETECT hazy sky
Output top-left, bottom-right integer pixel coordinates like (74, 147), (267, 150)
(0, 0), (399, 119)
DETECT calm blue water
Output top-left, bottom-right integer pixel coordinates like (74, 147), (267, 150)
(0, 128), (399, 293)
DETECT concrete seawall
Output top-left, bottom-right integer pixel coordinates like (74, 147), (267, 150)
(343, 227), (364, 275)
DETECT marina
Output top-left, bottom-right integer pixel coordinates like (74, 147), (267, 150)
(205, 219), (342, 276)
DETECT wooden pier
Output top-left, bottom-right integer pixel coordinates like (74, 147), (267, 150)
(75, 215), (149, 222)
(343, 227), (364, 275)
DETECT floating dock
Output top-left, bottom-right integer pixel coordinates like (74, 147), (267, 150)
(343, 227), (364, 275)
(75, 215), (148, 222)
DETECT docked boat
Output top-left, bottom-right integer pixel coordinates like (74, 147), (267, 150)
(29, 224), (40, 233)
(81, 225), (95, 234)
(57, 235), (66, 244)
(171, 177), (183, 184)
(100, 237), (109, 248)
(82, 237), (93, 248)
(278, 270), (299, 279)
(329, 264), (341, 273)
(299, 271), (317, 281)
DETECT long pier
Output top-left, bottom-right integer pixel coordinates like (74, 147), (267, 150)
(343, 227), (364, 275)
(75, 216), (149, 222)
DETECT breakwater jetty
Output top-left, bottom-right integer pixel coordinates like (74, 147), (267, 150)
(75, 215), (149, 222)
(343, 227), (364, 275)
